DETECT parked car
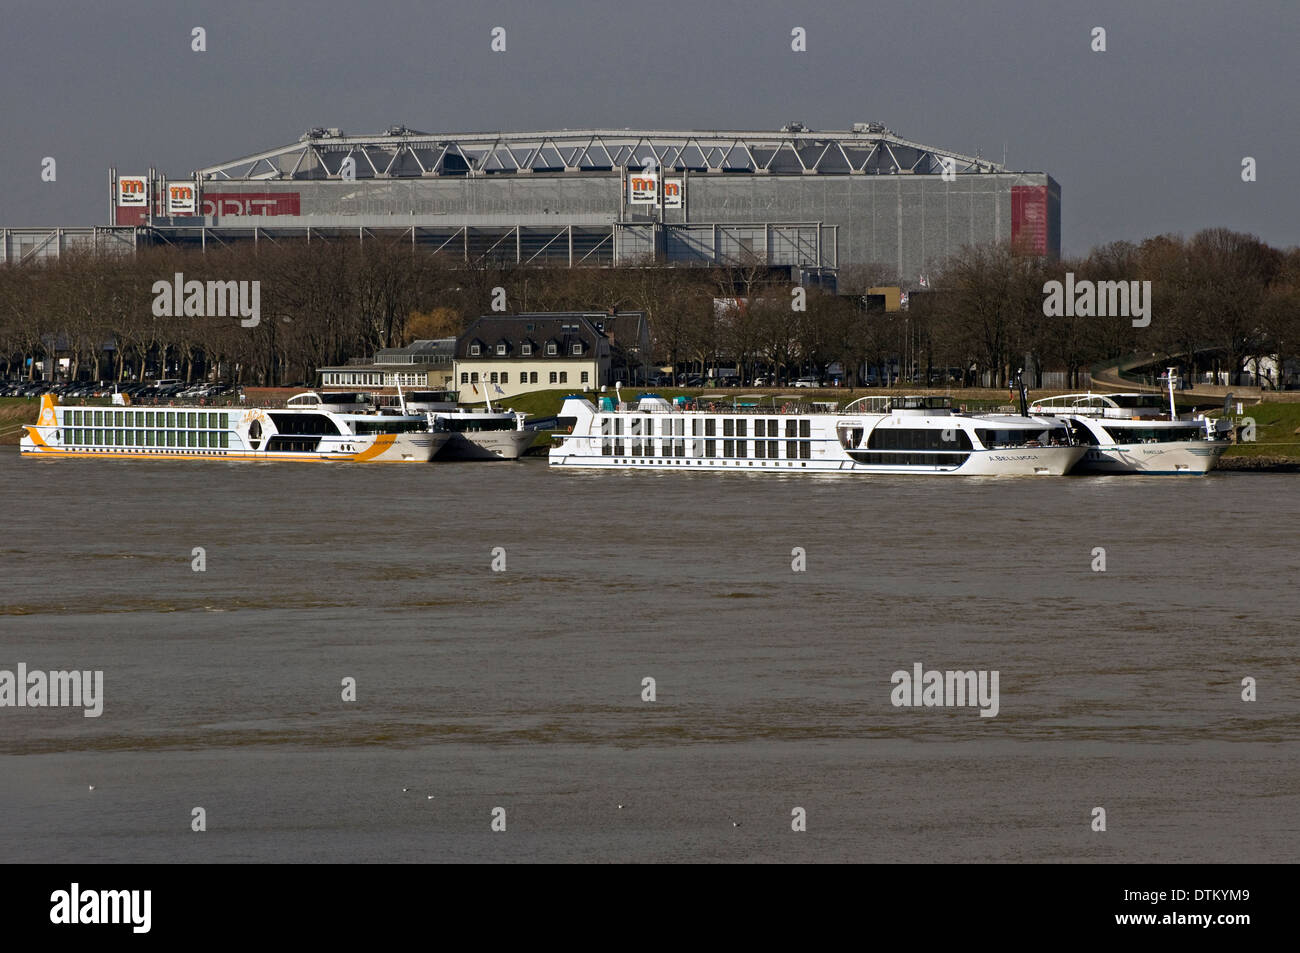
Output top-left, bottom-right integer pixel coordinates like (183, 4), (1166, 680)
(794, 376), (822, 388)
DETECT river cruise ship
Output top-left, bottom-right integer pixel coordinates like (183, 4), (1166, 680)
(21, 393), (446, 463)
(1027, 392), (1229, 474)
(550, 392), (1087, 475)
(398, 390), (539, 460)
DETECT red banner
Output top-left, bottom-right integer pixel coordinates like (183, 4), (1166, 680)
(201, 192), (301, 218)
(1011, 185), (1047, 255)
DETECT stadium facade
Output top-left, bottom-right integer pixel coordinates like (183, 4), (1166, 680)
(5, 123), (1060, 284)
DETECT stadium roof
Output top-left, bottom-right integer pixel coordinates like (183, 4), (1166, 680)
(197, 123), (1006, 181)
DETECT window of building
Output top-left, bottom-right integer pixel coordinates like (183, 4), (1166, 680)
(490, 372), (498, 384)
(581, 372), (589, 384)
(496, 343), (506, 355)
(461, 372), (469, 384)
(521, 343), (532, 356)
(471, 372), (480, 383)
(470, 344), (481, 356)
(501, 372), (509, 384)
(559, 372), (568, 384)
(549, 372), (557, 384)
(530, 372), (538, 383)
(547, 343), (557, 355)
(572, 343), (583, 356)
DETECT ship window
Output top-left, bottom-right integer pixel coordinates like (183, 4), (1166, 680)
(189, 431), (198, 447)
(756, 420), (766, 437)
(164, 431), (174, 447)
(736, 420), (747, 437)
(706, 439), (716, 457)
(187, 412), (196, 428)
(870, 428), (973, 451)
(145, 431), (154, 447)
(92, 411), (102, 426)
(220, 432), (229, 448)
(723, 419), (734, 437)
(755, 439), (766, 458)
(145, 412), (154, 427)
(199, 431), (208, 448)
(735, 437), (746, 458)
(723, 440), (734, 457)
(705, 419), (716, 437)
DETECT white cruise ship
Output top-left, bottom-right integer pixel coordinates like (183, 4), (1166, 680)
(21, 393), (447, 463)
(1027, 392), (1230, 474)
(550, 392), (1086, 475)
(398, 390), (539, 460)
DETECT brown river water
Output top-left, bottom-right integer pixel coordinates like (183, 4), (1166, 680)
(1, 453), (1296, 862)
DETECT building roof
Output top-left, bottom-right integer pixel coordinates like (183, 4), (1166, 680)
(374, 338), (455, 363)
(197, 124), (1006, 181)
(457, 314), (611, 360)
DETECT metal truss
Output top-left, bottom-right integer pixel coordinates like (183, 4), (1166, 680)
(0, 226), (138, 264)
(131, 222), (836, 270)
(197, 125), (1003, 181)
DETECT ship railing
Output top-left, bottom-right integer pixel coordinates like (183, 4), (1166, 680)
(617, 400), (818, 415)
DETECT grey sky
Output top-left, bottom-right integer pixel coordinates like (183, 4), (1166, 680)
(1, 0), (1294, 257)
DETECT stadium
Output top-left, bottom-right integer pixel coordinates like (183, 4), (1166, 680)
(5, 122), (1060, 283)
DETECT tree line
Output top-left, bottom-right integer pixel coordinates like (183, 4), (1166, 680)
(1, 228), (1296, 388)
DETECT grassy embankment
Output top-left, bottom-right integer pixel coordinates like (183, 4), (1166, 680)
(1210, 401), (1300, 467)
(0, 399), (35, 447)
